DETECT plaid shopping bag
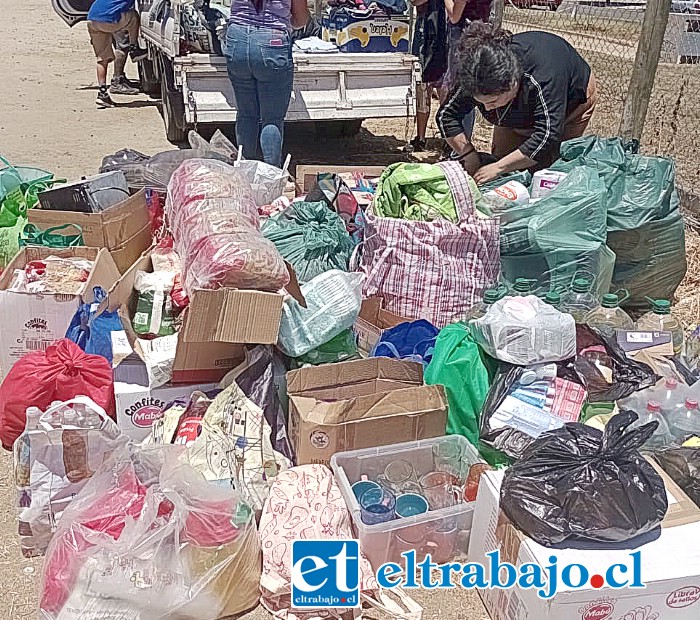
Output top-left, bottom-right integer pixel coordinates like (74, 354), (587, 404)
(359, 161), (500, 328)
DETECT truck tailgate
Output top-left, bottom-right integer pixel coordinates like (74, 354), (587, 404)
(177, 52), (420, 124)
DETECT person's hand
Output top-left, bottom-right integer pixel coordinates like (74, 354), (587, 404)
(473, 163), (504, 185)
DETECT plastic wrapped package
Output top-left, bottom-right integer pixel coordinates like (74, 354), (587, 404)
(39, 443), (262, 620)
(261, 200), (355, 284)
(143, 149), (232, 190)
(278, 270), (363, 358)
(233, 154), (290, 208)
(499, 166), (615, 298)
(99, 149), (151, 190)
(133, 270), (176, 338)
(14, 397), (127, 558)
(500, 411), (668, 547)
(165, 159), (289, 294)
(470, 295), (577, 365)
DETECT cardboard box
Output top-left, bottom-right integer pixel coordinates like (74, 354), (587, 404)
(295, 165), (384, 208)
(108, 253), (288, 384)
(322, 13), (410, 53)
(468, 468), (700, 620)
(113, 352), (217, 440)
(287, 358), (447, 466)
(0, 247), (121, 380)
(353, 297), (410, 356)
(30, 189), (152, 273)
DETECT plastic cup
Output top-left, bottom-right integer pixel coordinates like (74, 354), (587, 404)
(351, 480), (381, 502)
(359, 487), (396, 525)
(395, 493), (429, 518)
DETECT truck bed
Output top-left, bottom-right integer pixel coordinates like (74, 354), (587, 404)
(178, 52), (420, 124)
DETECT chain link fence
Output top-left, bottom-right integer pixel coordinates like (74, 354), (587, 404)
(488, 0), (700, 216)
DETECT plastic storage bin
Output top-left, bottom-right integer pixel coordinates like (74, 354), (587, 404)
(331, 435), (484, 571)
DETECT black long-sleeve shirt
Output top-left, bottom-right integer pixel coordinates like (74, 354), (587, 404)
(437, 31), (591, 162)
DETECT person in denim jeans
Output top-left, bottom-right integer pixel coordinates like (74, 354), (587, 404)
(226, 0), (309, 167)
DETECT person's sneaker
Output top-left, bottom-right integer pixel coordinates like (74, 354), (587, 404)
(96, 87), (115, 109)
(129, 45), (148, 63)
(110, 76), (140, 95)
(410, 137), (427, 152)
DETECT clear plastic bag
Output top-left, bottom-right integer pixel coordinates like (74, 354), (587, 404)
(39, 443), (261, 620)
(470, 295), (577, 365)
(278, 270), (363, 358)
(14, 397), (126, 558)
(143, 149), (232, 190)
(165, 159), (289, 294)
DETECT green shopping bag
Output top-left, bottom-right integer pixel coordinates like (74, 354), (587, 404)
(424, 322), (495, 447)
(0, 155), (61, 268)
(19, 223), (84, 249)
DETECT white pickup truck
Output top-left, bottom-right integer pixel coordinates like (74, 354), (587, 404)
(53, 0), (421, 143)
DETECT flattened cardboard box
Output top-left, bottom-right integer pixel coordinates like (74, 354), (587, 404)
(30, 189), (152, 273)
(108, 253), (287, 384)
(0, 247), (121, 381)
(287, 358), (447, 465)
(353, 297), (410, 356)
(469, 468), (700, 620)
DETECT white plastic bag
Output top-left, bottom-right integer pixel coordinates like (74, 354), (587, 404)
(470, 295), (577, 365)
(278, 270), (363, 358)
(234, 148), (290, 207)
(39, 443), (261, 620)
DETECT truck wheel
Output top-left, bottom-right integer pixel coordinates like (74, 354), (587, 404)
(138, 57), (160, 97)
(315, 120), (363, 139)
(160, 65), (188, 144)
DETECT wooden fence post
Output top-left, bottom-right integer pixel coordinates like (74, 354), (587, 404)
(491, 0), (505, 29)
(619, 0), (672, 140)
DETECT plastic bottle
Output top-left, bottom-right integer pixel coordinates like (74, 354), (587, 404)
(584, 293), (634, 335)
(544, 291), (561, 308)
(667, 398), (700, 444)
(15, 407), (43, 490)
(636, 298), (684, 355)
(512, 278), (535, 297)
(560, 278), (599, 323)
(466, 289), (503, 321)
(632, 400), (674, 450)
(656, 377), (685, 415)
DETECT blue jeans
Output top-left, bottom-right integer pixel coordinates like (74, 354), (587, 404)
(225, 24), (293, 167)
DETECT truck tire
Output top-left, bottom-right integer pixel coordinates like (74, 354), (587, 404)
(159, 57), (189, 144)
(138, 56), (160, 97)
(315, 120), (363, 139)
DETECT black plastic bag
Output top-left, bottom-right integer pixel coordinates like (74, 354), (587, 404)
(654, 447), (700, 507)
(563, 325), (658, 402)
(500, 410), (668, 547)
(479, 364), (536, 461)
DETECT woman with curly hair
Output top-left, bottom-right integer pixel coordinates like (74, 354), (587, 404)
(437, 22), (598, 184)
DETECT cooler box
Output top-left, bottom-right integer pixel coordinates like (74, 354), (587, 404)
(331, 435), (485, 571)
(322, 11), (410, 53)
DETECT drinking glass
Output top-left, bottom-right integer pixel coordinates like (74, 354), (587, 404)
(420, 471), (462, 510)
(377, 459), (419, 494)
(359, 487), (396, 525)
(432, 439), (467, 482)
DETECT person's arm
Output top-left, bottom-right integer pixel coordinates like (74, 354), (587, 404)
(291, 0), (310, 29)
(437, 87), (480, 173)
(474, 73), (567, 184)
(445, 0), (467, 24)
(410, 0), (430, 6)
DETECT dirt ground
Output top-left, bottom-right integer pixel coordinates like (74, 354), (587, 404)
(0, 1), (490, 619)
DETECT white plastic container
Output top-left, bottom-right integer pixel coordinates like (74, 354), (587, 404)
(530, 169), (568, 199)
(331, 435), (485, 571)
(483, 180), (530, 206)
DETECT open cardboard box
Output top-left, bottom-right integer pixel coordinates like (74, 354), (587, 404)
(353, 297), (411, 356)
(0, 247), (121, 380)
(295, 165), (384, 208)
(107, 252), (305, 384)
(30, 189), (152, 274)
(287, 357), (448, 466)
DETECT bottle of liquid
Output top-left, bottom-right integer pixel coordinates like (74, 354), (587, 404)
(667, 398), (700, 444)
(584, 293), (634, 335)
(656, 377), (685, 415)
(560, 278), (599, 323)
(544, 291), (561, 308)
(14, 407), (43, 488)
(632, 400), (674, 450)
(512, 278), (535, 296)
(636, 298), (684, 355)
(466, 288), (503, 321)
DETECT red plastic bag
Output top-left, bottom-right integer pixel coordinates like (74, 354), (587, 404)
(0, 339), (116, 450)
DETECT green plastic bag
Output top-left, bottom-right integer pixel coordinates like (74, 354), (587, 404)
(19, 223), (84, 248)
(0, 156), (60, 268)
(290, 329), (360, 368)
(551, 137), (686, 312)
(262, 201), (355, 284)
(500, 165), (615, 297)
(425, 322), (494, 447)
